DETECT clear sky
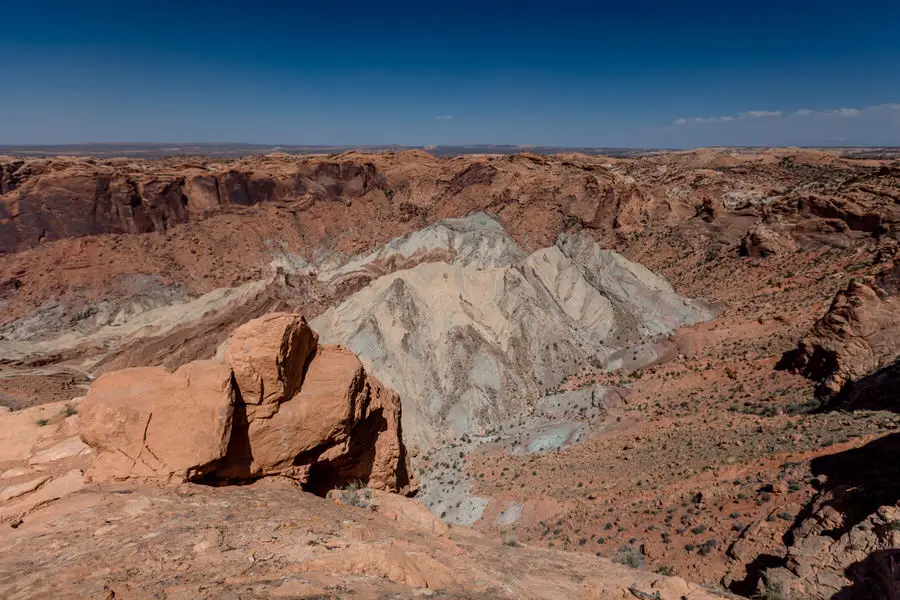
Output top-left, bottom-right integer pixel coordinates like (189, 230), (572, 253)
(2, 0), (900, 147)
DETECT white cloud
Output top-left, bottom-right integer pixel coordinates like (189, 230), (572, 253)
(673, 103), (900, 127)
(674, 115), (734, 125)
(434, 115), (453, 120)
(659, 102), (900, 147)
(739, 110), (783, 119)
(674, 110), (782, 125)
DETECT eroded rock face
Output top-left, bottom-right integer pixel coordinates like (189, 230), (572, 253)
(762, 496), (900, 600)
(0, 156), (388, 252)
(312, 218), (715, 449)
(217, 340), (416, 494)
(221, 312), (318, 405)
(80, 360), (236, 482)
(784, 264), (900, 397)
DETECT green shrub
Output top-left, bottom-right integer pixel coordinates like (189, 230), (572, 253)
(753, 579), (784, 600)
(615, 545), (645, 569)
(338, 481), (373, 509)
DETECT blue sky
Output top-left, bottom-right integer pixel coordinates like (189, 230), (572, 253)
(2, 0), (899, 147)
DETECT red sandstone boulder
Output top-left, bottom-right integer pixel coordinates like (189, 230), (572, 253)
(225, 345), (368, 476)
(79, 360), (236, 482)
(221, 313), (318, 405)
(78, 313), (415, 494)
(218, 343), (416, 494)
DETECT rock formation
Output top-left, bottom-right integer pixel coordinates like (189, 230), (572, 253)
(80, 360), (235, 482)
(740, 223), (797, 257)
(748, 297), (900, 599)
(220, 312), (318, 405)
(784, 263), (900, 398)
(754, 428), (900, 600)
(78, 313), (415, 494)
(0, 156), (386, 253)
(312, 214), (714, 448)
(763, 499), (900, 600)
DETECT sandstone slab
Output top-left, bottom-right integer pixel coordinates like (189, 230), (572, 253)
(28, 436), (90, 465)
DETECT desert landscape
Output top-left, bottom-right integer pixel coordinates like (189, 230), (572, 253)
(0, 147), (896, 598)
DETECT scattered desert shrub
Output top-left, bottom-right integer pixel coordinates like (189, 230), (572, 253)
(339, 480), (373, 509)
(500, 529), (519, 547)
(615, 544), (645, 569)
(698, 538), (718, 556)
(753, 579), (784, 600)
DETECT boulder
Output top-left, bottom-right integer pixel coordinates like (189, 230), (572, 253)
(222, 345), (367, 477)
(221, 313), (318, 405)
(80, 360), (235, 482)
(301, 368), (414, 494)
(217, 344), (416, 495)
(740, 224), (796, 258)
(782, 264), (900, 398)
(78, 313), (414, 495)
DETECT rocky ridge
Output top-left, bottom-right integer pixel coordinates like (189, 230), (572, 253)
(784, 261), (900, 400)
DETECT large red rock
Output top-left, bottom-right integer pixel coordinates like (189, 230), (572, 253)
(221, 313), (318, 405)
(77, 313), (414, 494)
(231, 345), (368, 476)
(79, 360), (235, 482)
(218, 343), (416, 495)
(786, 264), (900, 397)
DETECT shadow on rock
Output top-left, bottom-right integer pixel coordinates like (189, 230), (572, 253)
(730, 362), (900, 597)
(809, 432), (900, 539)
(835, 549), (900, 600)
(729, 553), (785, 597)
(835, 359), (900, 413)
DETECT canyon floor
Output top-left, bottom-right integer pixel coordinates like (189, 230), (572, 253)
(0, 148), (898, 599)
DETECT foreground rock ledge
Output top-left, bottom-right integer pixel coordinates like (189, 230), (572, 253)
(79, 313), (416, 494)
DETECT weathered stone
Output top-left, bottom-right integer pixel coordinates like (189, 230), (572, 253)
(216, 342), (415, 495)
(784, 264), (900, 398)
(221, 313), (318, 405)
(28, 436), (90, 465)
(246, 345), (366, 473)
(80, 360), (235, 482)
(740, 224), (796, 258)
